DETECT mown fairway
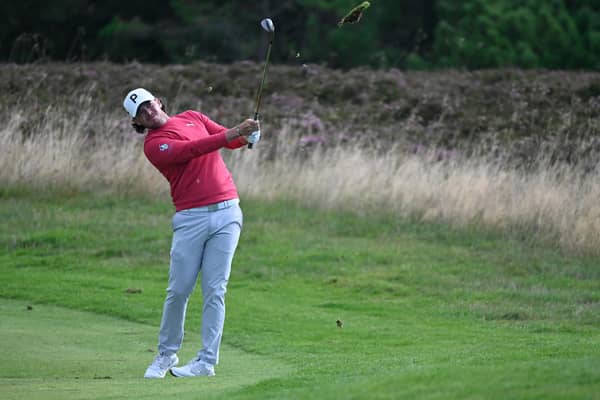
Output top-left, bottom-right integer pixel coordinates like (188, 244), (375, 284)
(1, 191), (599, 399)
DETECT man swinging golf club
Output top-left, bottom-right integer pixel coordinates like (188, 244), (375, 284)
(122, 86), (259, 378)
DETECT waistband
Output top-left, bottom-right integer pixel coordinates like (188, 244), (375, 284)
(187, 198), (239, 212)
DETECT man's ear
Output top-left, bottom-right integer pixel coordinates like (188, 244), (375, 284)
(157, 98), (167, 113)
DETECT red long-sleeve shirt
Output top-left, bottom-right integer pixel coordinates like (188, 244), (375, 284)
(144, 110), (246, 211)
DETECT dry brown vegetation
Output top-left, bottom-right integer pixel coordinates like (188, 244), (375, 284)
(1, 62), (600, 254)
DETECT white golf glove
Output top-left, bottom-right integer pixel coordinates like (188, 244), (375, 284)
(247, 130), (261, 144)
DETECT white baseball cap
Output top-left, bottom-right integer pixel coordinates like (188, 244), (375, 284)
(123, 88), (155, 117)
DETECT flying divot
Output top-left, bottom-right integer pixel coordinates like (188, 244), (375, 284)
(337, 1), (371, 27)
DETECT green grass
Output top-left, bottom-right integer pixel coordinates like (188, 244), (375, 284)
(0, 299), (291, 400)
(1, 190), (599, 399)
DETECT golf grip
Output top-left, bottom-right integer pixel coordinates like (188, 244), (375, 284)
(248, 112), (259, 149)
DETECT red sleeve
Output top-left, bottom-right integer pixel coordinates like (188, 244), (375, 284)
(225, 136), (247, 149)
(191, 111), (246, 150)
(193, 111), (227, 135)
(144, 133), (229, 168)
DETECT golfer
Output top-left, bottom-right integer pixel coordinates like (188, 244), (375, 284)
(122, 88), (260, 378)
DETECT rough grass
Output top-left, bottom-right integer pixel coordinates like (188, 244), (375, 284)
(1, 89), (600, 255)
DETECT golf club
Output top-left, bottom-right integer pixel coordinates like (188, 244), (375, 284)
(249, 18), (275, 149)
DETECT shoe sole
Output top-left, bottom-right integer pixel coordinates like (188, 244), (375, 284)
(169, 369), (215, 378)
(145, 367), (175, 379)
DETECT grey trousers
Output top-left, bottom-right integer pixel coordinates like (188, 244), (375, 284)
(157, 200), (242, 366)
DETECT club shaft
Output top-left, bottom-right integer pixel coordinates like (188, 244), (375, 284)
(249, 39), (273, 149)
(254, 41), (273, 117)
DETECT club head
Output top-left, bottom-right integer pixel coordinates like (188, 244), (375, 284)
(261, 18), (275, 33)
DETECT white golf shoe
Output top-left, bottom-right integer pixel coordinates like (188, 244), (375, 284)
(144, 353), (179, 379)
(170, 358), (215, 377)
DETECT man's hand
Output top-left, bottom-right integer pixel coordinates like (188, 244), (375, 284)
(227, 119), (260, 143)
(238, 119), (260, 137)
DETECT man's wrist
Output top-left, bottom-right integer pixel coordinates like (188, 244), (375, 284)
(226, 127), (241, 142)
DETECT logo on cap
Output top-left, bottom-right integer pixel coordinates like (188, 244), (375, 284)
(159, 143), (169, 152)
(130, 94), (138, 103)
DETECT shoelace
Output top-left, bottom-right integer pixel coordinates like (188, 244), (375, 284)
(189, 359), (213, 373)
(154, 354), (173, 369)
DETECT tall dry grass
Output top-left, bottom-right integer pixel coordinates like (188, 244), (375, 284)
(230, 131), (600, 254)
(2, 97), (599, 255)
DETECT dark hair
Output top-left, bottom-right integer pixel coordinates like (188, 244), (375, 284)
(131, 100), (167, 134)
(132, 122), (146, 134)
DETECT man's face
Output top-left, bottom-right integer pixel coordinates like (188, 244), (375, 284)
(134, 98), (166, 129)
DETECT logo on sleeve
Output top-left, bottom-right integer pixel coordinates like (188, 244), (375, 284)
(159, 143), (169, 152)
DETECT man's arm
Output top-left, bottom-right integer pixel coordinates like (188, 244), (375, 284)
(194, 111), (253, 149)
(144, 133), (231, 167)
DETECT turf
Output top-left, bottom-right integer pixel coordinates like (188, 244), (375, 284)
(0, 299), (292, 400)
(1, 190), (599, 399)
